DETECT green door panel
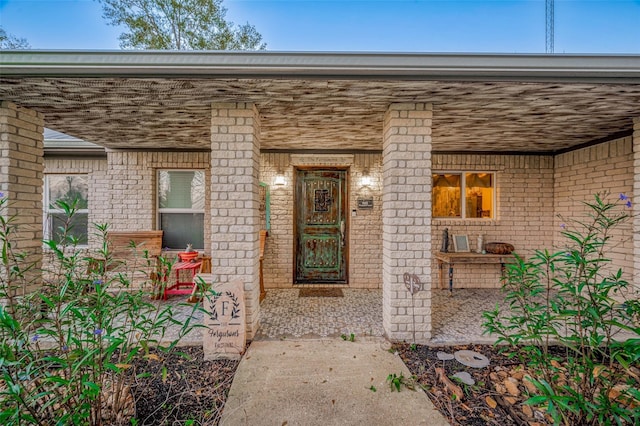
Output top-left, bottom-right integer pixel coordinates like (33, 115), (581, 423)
(295, 169), (347, 283)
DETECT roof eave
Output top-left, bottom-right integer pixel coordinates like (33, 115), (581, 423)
(2, 50), (640, 82)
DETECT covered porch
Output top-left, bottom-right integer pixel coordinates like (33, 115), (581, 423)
(155, 287), (504, 345)
(1, 51), (640, 343)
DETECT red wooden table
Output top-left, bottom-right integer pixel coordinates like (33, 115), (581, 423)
(163, 260), (202, 300)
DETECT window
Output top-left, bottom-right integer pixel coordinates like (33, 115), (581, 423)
(44, 174), (89, 245)
(157, 170), (205, 250)
(432, 172), (494, 219)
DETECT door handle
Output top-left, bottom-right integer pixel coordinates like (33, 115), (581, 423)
(340, 220), (345, 247)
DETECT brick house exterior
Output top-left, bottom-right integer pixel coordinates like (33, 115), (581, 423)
(2, 51), (640, 343)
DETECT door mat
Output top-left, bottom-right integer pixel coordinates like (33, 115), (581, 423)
(299, 288), (344, 297)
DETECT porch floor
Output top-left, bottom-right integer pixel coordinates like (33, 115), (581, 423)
(253, 288), (505, 344)
(161, 288), (505, 345)
(166, 286), (634, 346)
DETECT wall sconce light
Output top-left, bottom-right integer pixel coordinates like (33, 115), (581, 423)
(274, 174), (286, 186)
(360, 171), (372, 187)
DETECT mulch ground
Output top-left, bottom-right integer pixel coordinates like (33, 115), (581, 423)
(394, 343), (553, 426)
(127, 344), (542, 426)
(130, 347), (239, 425)
(126, 343), (636, 425)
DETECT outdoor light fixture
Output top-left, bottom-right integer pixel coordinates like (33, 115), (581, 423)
(360, 169), (372, 187)
(274, 174), (286, 186)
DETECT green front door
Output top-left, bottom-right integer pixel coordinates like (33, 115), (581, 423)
(295, 169), (347, 284)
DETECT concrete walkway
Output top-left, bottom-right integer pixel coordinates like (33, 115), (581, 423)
(219, 339), (449, 426)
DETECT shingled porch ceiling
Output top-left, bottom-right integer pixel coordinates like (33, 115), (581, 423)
(2, 52), (640, 152)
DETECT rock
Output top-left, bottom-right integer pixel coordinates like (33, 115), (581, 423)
(485, 396), (497, 409)
(557, 372), (567, 387)
(504, 378), (521, 396)
(628, 366), (640, 381)
(550, 359), (563, 370)
(512, 369), (525, 380)
(437, 351), (455, 361)
(522, 404), (534, 418)
(452, 371), (475, 385)
(534, 410), (547, 421)
(523, 375), (538, 394)
(504, 396), (518, 405)
(454, 350), (490, 368)
(608, 384), (631, 402)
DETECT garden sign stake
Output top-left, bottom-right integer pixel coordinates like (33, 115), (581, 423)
(403, 272), (422, 344)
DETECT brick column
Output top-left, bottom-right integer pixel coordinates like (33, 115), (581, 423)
(633, 118), (640, 294)
(210, 103), (261, 337)
(0, 101), (44, 294)
(382, 103), (433, 343)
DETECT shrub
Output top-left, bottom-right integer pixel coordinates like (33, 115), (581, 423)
(0, 195), (202, 425)
(483, 193), (640, 425)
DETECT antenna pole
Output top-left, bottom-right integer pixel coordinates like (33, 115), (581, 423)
(546, 0), (555, 53)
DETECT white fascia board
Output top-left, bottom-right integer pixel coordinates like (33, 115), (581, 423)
(2, 50), (640, 82)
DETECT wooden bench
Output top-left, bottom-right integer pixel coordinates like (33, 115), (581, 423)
(106, 231), (163, 265)
(88, 231), (163, 287)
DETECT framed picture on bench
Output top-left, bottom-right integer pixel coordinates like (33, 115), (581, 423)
(453, 235), (470, 252)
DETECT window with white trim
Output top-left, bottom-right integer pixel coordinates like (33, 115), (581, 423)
(157, 170), (205, 250)
(44, 174), (89, 245)
(432, 172), (495, 219)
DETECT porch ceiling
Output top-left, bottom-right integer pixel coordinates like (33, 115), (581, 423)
(2, 55), (640, 152)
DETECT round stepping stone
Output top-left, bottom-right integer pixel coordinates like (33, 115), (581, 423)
(437, 351), (455, 361)
(454, 350), (490, 368)
(452, 371), (475, 386)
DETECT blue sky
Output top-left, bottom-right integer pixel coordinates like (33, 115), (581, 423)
(1, 0), (639, 53)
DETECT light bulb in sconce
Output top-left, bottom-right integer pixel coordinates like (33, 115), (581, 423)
(360, 174), (372, 187)
(274, 174), (286, 186)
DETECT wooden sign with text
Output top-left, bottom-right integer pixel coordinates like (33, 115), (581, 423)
(203, 280), (246, 360)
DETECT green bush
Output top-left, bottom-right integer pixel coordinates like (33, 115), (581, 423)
(483, 193), (640, 425)
(0, 195), (202, 425)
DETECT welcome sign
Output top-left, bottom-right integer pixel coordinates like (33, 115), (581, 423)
(203, 280), (246, 360)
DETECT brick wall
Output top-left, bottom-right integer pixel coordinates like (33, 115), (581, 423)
(556, 136), (634, 289)
(0, 101), (44, 292)
(350, 153), (383, 288)
(259, 152), (383, 288)
(431, 154), (555, 289)
(40, 137), (636, 298)
(98, 151), (211, 254)
(44, 157), (108, 248)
